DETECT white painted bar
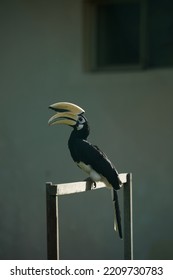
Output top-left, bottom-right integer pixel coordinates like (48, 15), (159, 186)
(50, 173), (128, 196)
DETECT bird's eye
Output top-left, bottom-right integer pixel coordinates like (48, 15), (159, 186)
(78, 116), (85, 124)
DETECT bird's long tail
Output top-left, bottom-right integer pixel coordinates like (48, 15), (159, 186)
(113, 189), (123, 239)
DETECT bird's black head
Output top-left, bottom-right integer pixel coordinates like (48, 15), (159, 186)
(48, 102), (90, 139)
(72, 113), (90, 139)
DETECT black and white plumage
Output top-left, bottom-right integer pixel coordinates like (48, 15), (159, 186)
(48, 102), (123, 239)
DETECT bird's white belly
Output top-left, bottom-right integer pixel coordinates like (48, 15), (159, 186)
(77, 161), (102, 182)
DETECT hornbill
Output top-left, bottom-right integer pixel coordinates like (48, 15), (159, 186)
(48, 102), (123, 239)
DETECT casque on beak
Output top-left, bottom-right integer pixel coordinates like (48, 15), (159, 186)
(48, 102), (85, 126)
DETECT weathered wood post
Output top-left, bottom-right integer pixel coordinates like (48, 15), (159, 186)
(123, 173), (133, 260)
(46, 173), (133, 260)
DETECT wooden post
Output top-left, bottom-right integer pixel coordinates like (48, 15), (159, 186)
(46, 182), (59, 260)
(46, 173), (133, 260)
(123, 173), (133, 260)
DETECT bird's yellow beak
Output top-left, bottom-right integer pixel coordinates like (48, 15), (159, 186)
(48, 102), (85, 126)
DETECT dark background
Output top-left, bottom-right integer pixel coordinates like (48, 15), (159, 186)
(0, 0), (173, 259)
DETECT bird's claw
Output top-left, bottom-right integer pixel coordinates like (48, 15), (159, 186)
(84, 177), (97, 190)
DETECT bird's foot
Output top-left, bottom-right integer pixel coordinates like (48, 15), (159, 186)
(84, 177), (97, 191)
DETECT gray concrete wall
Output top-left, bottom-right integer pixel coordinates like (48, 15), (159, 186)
(0, 0), (173, 259)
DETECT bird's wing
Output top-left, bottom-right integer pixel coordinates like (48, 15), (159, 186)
(70, 138), (123, 238)
(72, 139), (121, 190)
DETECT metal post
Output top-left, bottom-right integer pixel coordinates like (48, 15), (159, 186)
(46, 182), (59, 260)
(123, 173), (133, 260)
